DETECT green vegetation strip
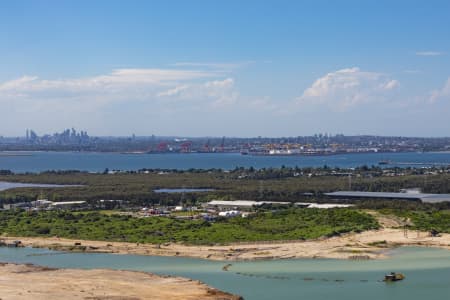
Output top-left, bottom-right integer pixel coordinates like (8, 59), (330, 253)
(1, 170), (449, 206)
(0, 208), (379, 245)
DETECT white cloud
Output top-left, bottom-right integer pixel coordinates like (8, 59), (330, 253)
(0, 70), (246, 135)
(297, 67), (400, 110)
(205, 78), (238, 106)
(157, 78), (238, 106)
(0, 68), (247, 135)
(415, 51), (444, 56)
(0, 67), (244, 132)
(157, 85), (190, 97)
(0, 75), (38, 91)
(382, 79), (400, 90)
(429, 78), (450, 103)
(0, 68), (223, 102)
(205, 78), (234, 89)
(107, 68), (214, 82)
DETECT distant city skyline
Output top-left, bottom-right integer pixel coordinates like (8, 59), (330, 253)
(3, 127), (450, 139)
(3, 127), (450, 155)
(1, 1), (450, 137)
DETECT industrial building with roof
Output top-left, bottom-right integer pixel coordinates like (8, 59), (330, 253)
(325, 191), (450, 203)
(205, 200), (353, 210)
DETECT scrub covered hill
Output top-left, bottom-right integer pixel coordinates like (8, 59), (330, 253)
(0, 208), (379, 245)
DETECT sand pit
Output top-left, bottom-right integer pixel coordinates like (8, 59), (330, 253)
(0, 263), (242, 300)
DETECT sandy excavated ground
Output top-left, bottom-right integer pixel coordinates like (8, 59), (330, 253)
(0, 263), (242, 300)
(3, 228), (450, 261)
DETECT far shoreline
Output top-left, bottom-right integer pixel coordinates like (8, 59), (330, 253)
(3, 228), (449, 262)
(3, 149), (450, 156)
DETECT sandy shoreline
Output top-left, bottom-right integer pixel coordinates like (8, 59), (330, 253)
(2, 228), (450, 261)
(0, 262), (242, 300)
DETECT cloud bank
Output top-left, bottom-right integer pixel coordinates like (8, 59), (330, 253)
(296, 67), (399, 110)
(1, 65), (449, 136)
(430, 78), (450, 103)
(0, 68), (223, 101)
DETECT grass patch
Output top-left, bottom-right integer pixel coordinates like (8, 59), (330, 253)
(367, 240), (388, 247)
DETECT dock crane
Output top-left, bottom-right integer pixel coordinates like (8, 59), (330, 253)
(220, 136), (225, 152)
(180, 141), (192, 153)
(157, 142), (168, 152)
(203, 139), (210, 152)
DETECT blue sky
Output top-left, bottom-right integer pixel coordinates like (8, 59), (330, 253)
(1, 0), (450, 137)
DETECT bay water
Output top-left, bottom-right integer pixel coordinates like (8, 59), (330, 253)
(0, 151), (450, 173)
(1, 246), (449, 300)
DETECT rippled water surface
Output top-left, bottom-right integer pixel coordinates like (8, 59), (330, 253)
(0, 181), (80, 191)
(1, 246), (449, 300)
(1, 151), (450, 172)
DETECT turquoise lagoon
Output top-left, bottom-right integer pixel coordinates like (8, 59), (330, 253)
(1, 246), (449, 300)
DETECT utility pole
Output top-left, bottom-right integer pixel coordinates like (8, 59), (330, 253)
(424, 174), (428, 192)
(348, 174), (352, 190)
(259, 180), (264, 199)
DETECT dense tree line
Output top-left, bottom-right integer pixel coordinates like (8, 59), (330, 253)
(0, 168), (449, 207)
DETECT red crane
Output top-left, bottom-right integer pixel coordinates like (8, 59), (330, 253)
(157, 142), (168, 152)
(220, 136), (225, 152)
(180, 141), (192, 153)
(203, 139), (210, 152)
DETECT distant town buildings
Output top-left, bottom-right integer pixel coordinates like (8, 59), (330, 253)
(1, 129), (450, 153)
(2, 199), (87, 210)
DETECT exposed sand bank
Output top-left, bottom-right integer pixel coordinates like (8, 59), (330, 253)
(0, 263), (242, 300)
(3, 228), (450, 261)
